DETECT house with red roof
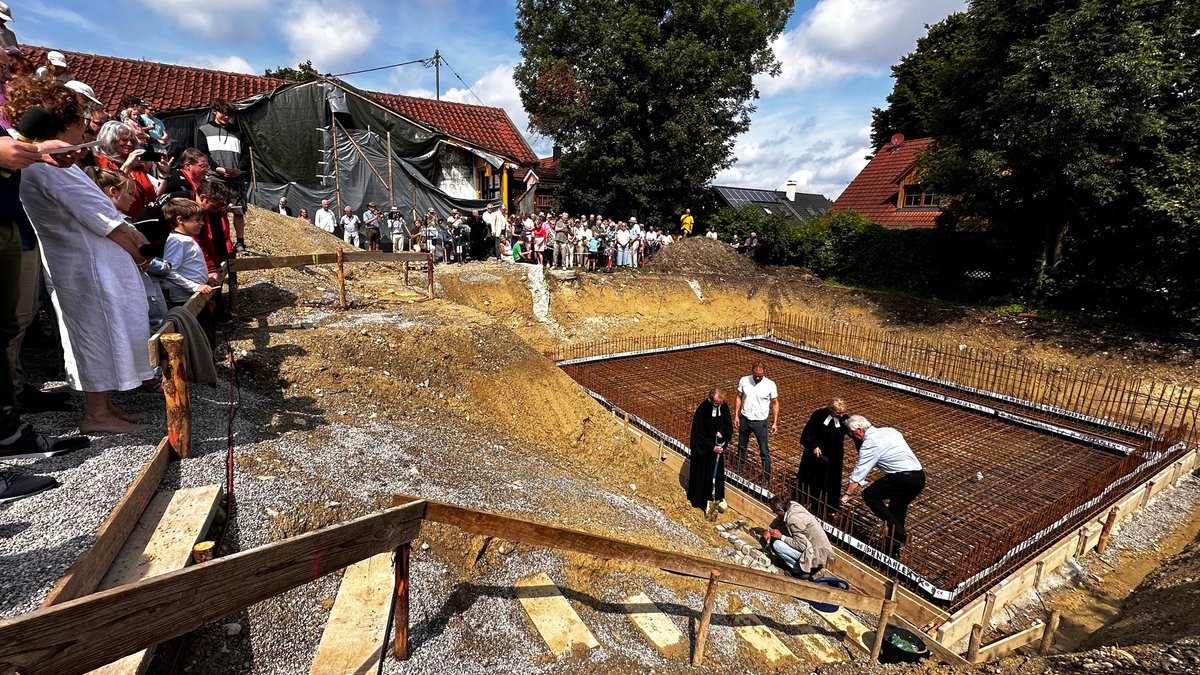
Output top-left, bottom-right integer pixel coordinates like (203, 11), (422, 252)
(22, 45), (537, 209)
(830, 135), (942, 229)
(513, 149), (564, 213)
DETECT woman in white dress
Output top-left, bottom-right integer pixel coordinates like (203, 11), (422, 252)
(5, 77), (153, 434)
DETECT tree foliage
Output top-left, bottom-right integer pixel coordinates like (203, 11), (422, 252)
(514, 0), (794, 222)
(872, 0), (1200, 326)
(264, 61), (320, 82)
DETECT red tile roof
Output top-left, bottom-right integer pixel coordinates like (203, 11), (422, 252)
(830, 137), (939, 229)
(372, 93), (538, 165)
(20, 44), (537, 165)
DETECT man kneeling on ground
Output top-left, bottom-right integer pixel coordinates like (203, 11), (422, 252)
(762, 495), (833, 580)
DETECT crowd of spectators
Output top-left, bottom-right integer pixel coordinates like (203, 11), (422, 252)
(0, 29), (245, 502)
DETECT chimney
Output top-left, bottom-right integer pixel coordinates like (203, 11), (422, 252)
(552, 145), (562, 160)
(785, 179), (797, 202)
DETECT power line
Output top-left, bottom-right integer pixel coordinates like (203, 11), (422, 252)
(439, 56), (486, 106)
(331, 56), (434, 78)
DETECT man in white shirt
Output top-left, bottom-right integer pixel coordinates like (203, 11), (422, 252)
(733, 361), (779, 486)
(314, 199), (336, 234)
(842, 415), (925, 556)
(483, 203), (505, 258)
(339, 206), (361, 248)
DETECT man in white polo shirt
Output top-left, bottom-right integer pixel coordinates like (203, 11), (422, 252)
(841, 415), (925, 556)
(733, 361), (779, 486)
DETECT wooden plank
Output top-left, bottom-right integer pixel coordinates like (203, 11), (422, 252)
(90, 486), (223, 675)
(309, 552), (396, 675)
(622, 593), (685, 658)
(786, 618), (848, 664)
(891, 615), (970, 667)
(975, 620), (1045, 663)
(0, 502), (427, 675)
(41, 439), (171, 608)
(815, 607), (872, 656)
(731, 609), (795, 663)
(229, 251), (428, 273)
(396, 496), (884, 614)
(513, 572), (599, 656)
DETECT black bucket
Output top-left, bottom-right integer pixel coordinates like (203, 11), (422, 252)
(878, 624), (931, 664)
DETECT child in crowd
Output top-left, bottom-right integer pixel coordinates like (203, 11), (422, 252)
(161, 198), (215, 306)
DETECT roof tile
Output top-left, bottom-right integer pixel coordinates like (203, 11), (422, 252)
(830, 137), (940, 229)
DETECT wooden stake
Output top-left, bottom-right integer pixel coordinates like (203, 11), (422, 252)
(692, 571), (719, 667)
(386, 130), (395, 210)
(192, 541), (215, 564)
(160, 333), (191, 460)
(393, 543), (411, 661)
(426, 252), (434, 300)
(1038, 610), (1060, 655)
(980, 591), (998, 628)
(1096, 507), (1119, 555)
(966, 623), (983, 663)
(336, 249), (347, 310)
(331, 124), (342, 215)
(869, 581), (898, 663)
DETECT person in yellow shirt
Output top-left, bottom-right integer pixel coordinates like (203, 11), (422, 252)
(680, 208), (694, 236)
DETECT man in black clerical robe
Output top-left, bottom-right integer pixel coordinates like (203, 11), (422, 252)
(796, 397), (849, 515)
(688, 387), (733, 512)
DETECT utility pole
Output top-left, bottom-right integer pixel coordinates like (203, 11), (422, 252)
(434, 49), (441, 101)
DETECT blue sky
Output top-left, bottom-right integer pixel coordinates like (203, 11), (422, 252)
(15, 0), (965, 198)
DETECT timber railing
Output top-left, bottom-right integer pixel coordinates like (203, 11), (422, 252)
(0, 498), (919, 674)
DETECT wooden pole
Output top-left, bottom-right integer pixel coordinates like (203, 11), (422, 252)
(331, 125), (342, 215)
(1038, 610), (1061, 656)
(336, 249), (348, 310)
(980, 590), (998, 628)
(692, 571), (719, 667)
(869, 581), (898, 663)
(192, 541), (215, 564)
(159, 333), (191, 460)
(966, 623), (983, 663)
(248, 146), (259, 202)
(1096, 507), (1119, 555)
(332, 117), (390, 192)
(426, 252), (434, 300)
(387, 130), (395, 210)
(392, 543), (411, 661)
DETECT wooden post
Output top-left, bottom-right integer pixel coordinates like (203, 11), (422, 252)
(192, 541), (215, 564)
(393, 543), (411, 661)
(248, 146), (259, 201)
(1038, 610), (1061, 655)
(404, 261), (410, 286)
(1096, 507), (1119, 555)
(980, 591), (998, 628)
(426, 253), (434, 300)
(331, 125), (342, 215)
(1034, 560), (1047, 588)
(869, 581), (898, 663)
(227, 266), (239, 316)
(159, 333), (191, 460)
(966, 623), (983, 663)
(336, 249), (348, 310)
(692, 571), (719, 667)
(386, 130), (395, 210)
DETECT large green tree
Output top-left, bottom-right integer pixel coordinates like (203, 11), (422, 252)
(514, 0), (794, 221)
(264, 61), (319, 82)
(874, 0), (1200, 323)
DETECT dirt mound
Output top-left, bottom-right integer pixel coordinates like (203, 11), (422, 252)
(644, 235), (760, 275)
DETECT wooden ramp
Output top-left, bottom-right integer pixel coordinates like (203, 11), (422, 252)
(514, 572), (600, 656)
(310, 551), (396, 675)
(90, 485), (223, 675)
(622, 592), (686, 658)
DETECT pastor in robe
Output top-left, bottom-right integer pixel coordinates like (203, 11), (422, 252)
(687, 387), (733, 510)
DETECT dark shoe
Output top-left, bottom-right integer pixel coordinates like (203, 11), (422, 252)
(0, 425), (90, 460)
(17, 386), (71, 413)
(234, 240), (247, 253)
(0, 473), (59, 503)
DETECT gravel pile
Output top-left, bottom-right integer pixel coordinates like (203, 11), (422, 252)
(643, 236), (759, 276)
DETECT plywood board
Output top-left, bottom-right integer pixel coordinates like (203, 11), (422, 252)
(91, 485), (222, 675)
(514, 572), (599, 656)
(309, 552), (396, 675)
(816, 607), (872, 656)
(787, 618), (849, 664)
(622, 593), (685, 657)
(732, 609), (796, 663)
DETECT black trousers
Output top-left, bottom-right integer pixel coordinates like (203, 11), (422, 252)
(861, 469), (925, 549)
(0, 221), (22, 438)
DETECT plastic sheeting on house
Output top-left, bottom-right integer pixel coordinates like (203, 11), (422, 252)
(160, 78), (491, 220)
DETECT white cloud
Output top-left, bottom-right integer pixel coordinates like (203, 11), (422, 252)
(280, 1), (380, 72)
(716, 118), (873, 199)
(22, 0), (98, 33)
(184, 55), (256, 74)
(441, 64), (552, 157)
(759, 0), (966, 94)
(136, 0), (272, 41)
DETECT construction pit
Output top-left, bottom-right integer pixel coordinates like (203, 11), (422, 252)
(2, 208), (1199, 675)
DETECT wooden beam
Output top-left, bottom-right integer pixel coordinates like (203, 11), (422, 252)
(40, 439), (171, 607)
(393, 544), (411, 662)
(623, 592), (686, 658)
(513, 572), (599, 656)
(692, 572), (719, 667)
(336, 250), (347, 310)
(1096, 507), (1119, 555)
(310, 551), (397, 674)
(1038, 610), (1060, 656)
(0, 502), (427, 675)
(394, 496), (884, 614)
(975, 620), (1045, 663)
(228, 251), (429, 273)
(159, 333), (190, 459)
(966, 624), (983, 663)
(869, 581), (898, 663)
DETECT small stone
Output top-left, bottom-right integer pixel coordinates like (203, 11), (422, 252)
(223, 622), (242, 636)
(420, 542), (430, 551)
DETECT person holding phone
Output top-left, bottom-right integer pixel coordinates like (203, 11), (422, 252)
(94, 120), (166, 217)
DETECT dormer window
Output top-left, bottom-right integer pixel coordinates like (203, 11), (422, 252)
(901, 184), (941, 208)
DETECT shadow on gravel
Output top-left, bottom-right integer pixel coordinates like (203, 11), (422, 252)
(409, 581), (843, 652)
(0, 535), (90, 615)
